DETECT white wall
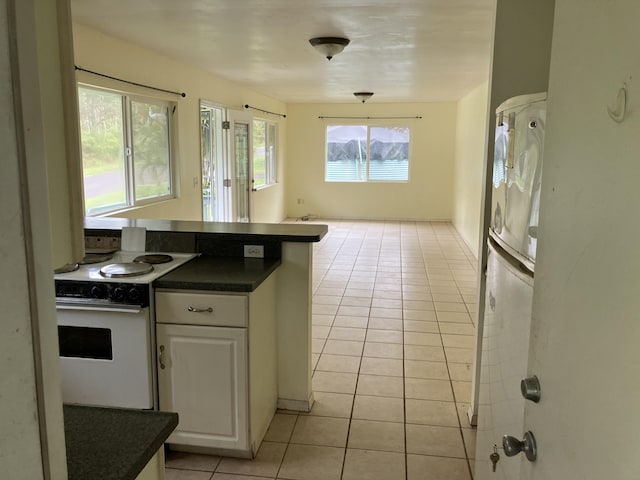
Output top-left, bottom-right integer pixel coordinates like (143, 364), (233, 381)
(452, 81), (489, 257)
(1, 13), (46, 474)
(524, 1), (640, 477)
(37, 0), (84, 267)
(73, 24), (287, 223)
(1, 0), (67, 477)
(285, 102), (457, 221)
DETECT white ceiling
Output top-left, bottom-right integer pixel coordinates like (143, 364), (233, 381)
(70, 0), (495, 104)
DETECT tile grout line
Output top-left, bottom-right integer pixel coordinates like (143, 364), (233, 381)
(400, 223), (410, 480)
(273, 412), (301, 480)
(434, 234), (476, 480)
(336, 226), (368, 480)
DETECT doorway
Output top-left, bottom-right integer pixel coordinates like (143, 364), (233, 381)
(200, 104), (253, 222)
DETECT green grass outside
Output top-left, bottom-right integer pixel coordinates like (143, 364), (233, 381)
(85, 184), (169, 214)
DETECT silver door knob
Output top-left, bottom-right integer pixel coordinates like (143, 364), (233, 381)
(502, 431), (537, 461)
(521, 375), (541, 402)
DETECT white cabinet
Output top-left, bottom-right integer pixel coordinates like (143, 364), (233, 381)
(157, 323), (248, 452)
(155, 274), (277, 457)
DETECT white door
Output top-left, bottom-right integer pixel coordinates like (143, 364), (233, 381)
(157, 323), (249, 451)
(228, 110), (253, 223)
(200, 103), (228, 222)
(200, 106), (253, 222)
(496, 2), (640, 478)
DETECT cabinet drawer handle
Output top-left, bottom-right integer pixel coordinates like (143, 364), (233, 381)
(159, 345), (166, 370)
(187, 306), (214, 313)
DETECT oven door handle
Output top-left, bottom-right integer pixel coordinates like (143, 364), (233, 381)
(56, 304), (144, 314)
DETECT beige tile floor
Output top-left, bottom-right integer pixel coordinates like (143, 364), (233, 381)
(165, 220), (478, 480)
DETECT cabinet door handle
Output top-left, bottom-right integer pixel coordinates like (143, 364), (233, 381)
(159, 345), (166, 370)
(187, 306), (214, 313)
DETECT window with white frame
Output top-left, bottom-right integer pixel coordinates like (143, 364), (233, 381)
(77, 85), (175, 215)
(252, 119), (277, 188)
(325, 125), (410, 182)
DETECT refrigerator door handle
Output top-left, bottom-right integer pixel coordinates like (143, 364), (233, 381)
(506, 113), (516, 169)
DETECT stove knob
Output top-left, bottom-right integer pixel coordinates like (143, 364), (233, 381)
(90, 285), (106, 299)
(112, 287), (125, 302)
(127, 287), (141, 304)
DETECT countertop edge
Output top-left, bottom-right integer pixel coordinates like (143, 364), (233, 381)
(85, 218), (328, 243)
(153, 257), (281, 292)
(64, 404), (178, 480)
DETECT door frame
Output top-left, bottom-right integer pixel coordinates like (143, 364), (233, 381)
(200, 104), (253, 223)
(200, 101), (230, 222)
(228, 109), (253, 223)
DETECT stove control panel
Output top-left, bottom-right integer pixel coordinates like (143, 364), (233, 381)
(55, 280), (150, 307)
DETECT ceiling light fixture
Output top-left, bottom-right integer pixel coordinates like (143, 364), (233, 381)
(354, 92), (374, 103)
(309, 37), (350, 60)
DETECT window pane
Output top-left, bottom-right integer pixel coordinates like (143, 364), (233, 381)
(201, 109), (214, 221)
(131, 100), (171, 201)
(234, 122), (250, 222)
(326, 125), (367, 181)
(368, 127), (410, 181)
(267, 123), (276, 184)
(78, 88), (127, 215)
(253, 119), (266, 188)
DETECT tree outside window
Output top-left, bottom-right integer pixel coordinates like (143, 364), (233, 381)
(78, 85), (174, 215)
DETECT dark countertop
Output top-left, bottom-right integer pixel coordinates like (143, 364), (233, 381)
(85, 217), (328, 243)
(64, 404), (178, 480)
(154, 255), (281, 292)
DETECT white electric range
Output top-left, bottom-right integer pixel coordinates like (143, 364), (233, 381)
(54, 251), (197, 409)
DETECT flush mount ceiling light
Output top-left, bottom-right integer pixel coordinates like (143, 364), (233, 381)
(309, 37), (350, 60)
(354, 91), (374, 103)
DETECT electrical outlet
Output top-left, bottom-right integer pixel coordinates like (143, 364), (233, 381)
(244, 245), (264, 258)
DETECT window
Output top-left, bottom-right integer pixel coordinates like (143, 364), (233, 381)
(325, 125), (410, 182)
(252, 119), (277, 188)
(78, 85), (174, 215)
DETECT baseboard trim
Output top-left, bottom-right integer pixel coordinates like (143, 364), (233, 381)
(467, 404), (478, 427)
(277, 392), (314, 413)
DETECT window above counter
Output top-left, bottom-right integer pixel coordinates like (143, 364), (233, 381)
(78, 84), (176, 216)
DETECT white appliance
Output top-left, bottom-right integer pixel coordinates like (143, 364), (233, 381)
(475, 93), (546, 479)
(54, 250), (196, 409)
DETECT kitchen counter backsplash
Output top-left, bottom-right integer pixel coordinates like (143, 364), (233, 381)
(145, 230), (198, 254)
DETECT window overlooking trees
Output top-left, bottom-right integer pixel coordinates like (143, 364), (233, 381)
(252, 119), (277, 189)
(325, 125), (410, 182)
(78, 85), (174, 215)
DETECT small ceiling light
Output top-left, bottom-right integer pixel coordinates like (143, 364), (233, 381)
(309, 37), (350, 60)
(354, 92), (374, 103)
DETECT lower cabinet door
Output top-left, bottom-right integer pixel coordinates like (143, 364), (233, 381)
(157, 323), (248, 451)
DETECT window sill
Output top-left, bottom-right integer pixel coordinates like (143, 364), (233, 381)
(89, 196), (177, 218)
(324, 180), (409, 184)
(252, 183), (278, 192)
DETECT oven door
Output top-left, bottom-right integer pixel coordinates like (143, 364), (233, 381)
(56, 303), (154, 409)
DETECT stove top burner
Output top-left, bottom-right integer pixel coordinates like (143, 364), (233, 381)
(99, 262), (154, 278)
(54, 263), (79, 274)
(133, 254), (173, 264)
(79, 253), (114, 265)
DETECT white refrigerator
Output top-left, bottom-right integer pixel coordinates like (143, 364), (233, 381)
(475, 92), (546, 479)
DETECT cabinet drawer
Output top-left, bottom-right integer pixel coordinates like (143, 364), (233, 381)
(156, 291), (247, 327)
